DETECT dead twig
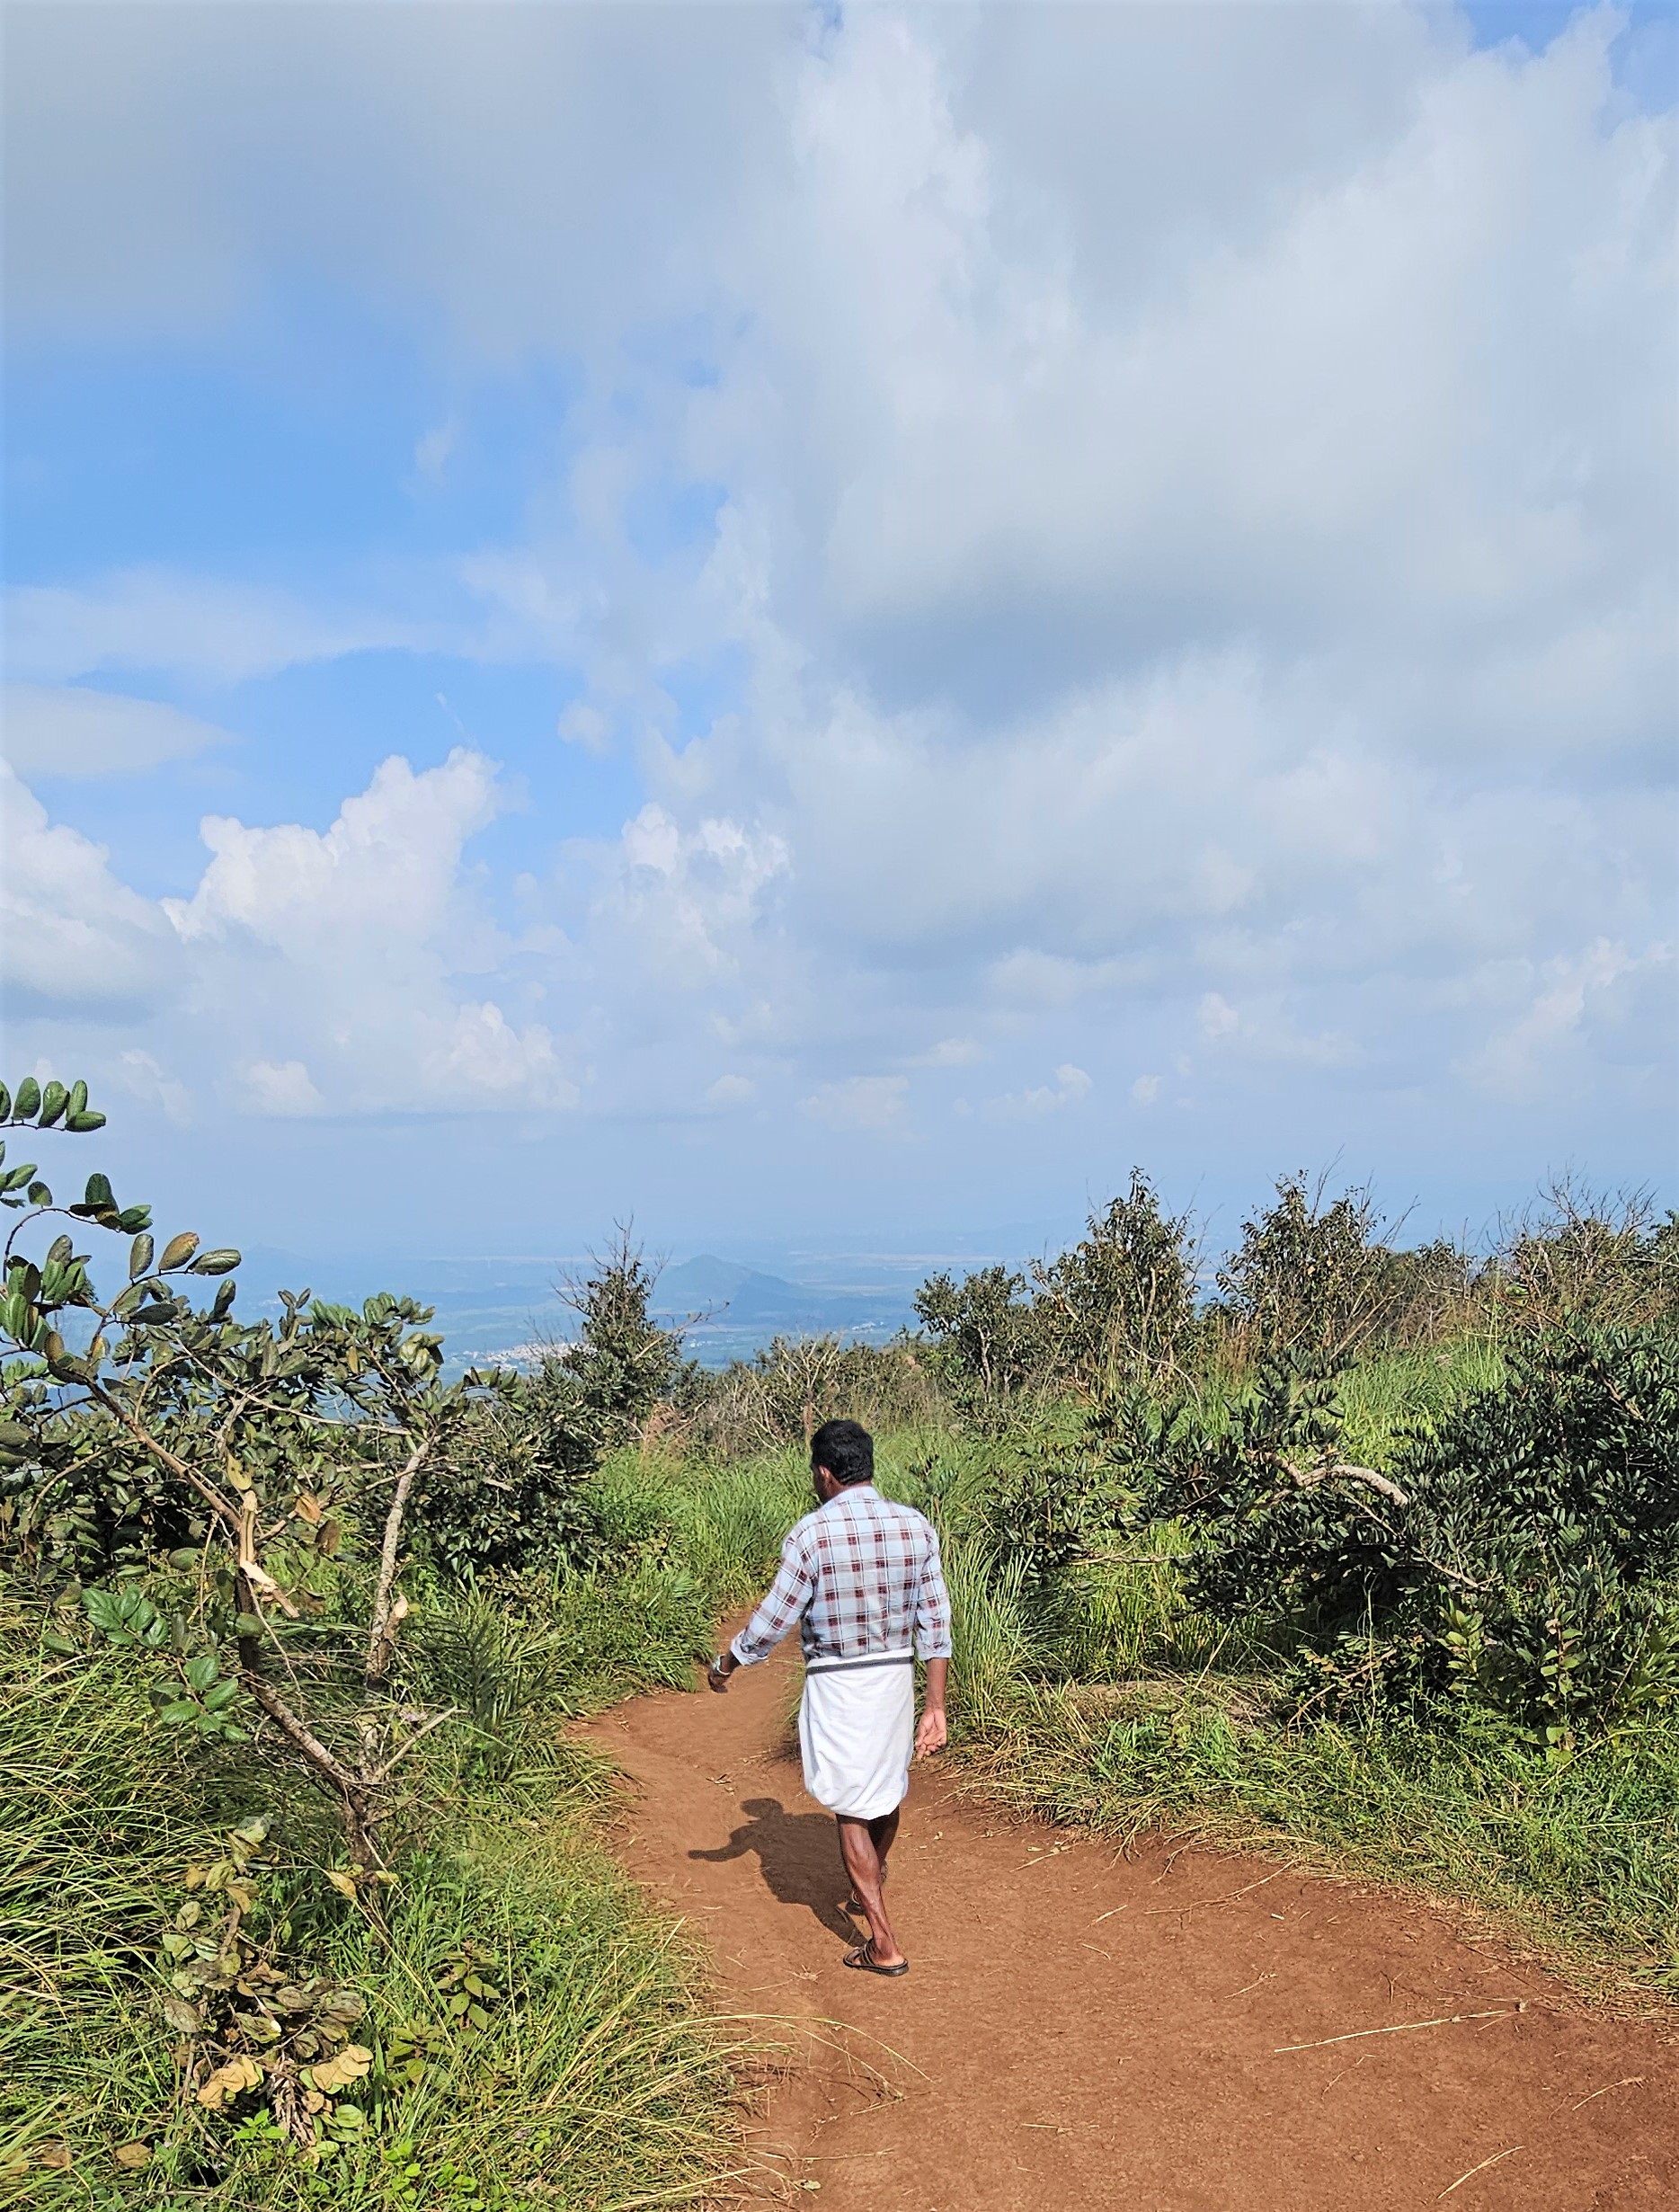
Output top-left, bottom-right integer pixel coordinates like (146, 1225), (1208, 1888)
(1571, 2074), (1643, 2110)
(1438, 2145), (1522, 2198)
(1275, 2008), (1517, 2054)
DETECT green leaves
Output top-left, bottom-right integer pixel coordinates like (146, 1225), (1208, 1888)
(83, 1585), (168, 1649)
(158, 1231), (200, 1272)
(0, 1072), (105, 1133)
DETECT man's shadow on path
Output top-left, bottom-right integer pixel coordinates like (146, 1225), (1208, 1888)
(689, 1797), (855, 1942)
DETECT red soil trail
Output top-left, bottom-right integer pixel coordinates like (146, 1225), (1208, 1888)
(584, 1641), (1676, 2210)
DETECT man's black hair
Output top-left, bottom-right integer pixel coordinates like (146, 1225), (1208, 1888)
(810, 1417), (875, 1487)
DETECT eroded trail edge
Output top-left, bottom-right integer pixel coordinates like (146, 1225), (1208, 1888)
(583, 1645), (1676, 2211)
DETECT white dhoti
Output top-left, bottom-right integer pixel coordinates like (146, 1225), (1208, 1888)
(798, 1650), (916, 1819)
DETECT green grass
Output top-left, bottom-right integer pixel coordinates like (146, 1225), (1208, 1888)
(1334, 1339), (1506, 1468)
(0, 1570), (745, 2212)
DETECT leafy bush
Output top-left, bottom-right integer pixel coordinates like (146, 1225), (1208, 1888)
(1479, 1179), (1679, 1337)
(1030, 1170), (1198, 1389)
(1162, 1329), (1679, 1751)
(683, 1332), (940, 1457)
(1212, 1170), (1422, 1364)
(913, 1262), (1045, 1416)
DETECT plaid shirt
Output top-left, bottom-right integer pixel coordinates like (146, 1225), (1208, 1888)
(730, 1484), (953, 1669)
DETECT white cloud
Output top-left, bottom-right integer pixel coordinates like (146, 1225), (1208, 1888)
(157, 749), (575, 1113)
(411, 418), (457, 486)
(423, 1003), (573, 1105)
(801, 1074), (909, 1133)
(556, 701), (613, 755)
(2, 684), (233, 777)
(2, 4), (1672, 1185)
(0, 763), (175, 1007)
(987, 1063), (1093, 1121)
(1132, 1074), (1161, 1107)
(165, 747), (501, 948)
(1466, 937), (1675, 1102)
(4, 570), (428, 688)
(908, 1036), (980, 1068)
(6, 751), (577, 1117)
(706, 1072), (755, 1107)
(118, 1050), (191, 1126)
(239, 1058), (324, 1117)
(596, 804), (790, 992)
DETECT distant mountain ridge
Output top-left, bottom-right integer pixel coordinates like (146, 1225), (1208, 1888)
(221, 1245), (927, 1369)
(654, 1254), (836, 1328)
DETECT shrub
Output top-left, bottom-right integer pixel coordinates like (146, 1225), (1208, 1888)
(1029, 1170), (1198, 1390)
(1162, 1329), (1679, 1752)
(682, 1333), (940, 1458)
(1212, 1170), (1408, 1365)
(1478, 1179), (1679, 1338)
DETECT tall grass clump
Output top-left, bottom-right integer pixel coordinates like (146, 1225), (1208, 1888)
(2, 1574), (743, 2210)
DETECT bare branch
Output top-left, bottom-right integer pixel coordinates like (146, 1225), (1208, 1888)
(1285, 1458), (1411, 1508)
(365, 1436), (429, 1686)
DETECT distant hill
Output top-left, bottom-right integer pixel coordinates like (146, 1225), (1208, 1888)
(655, 1254), (832, 1327)
(219, 1246), (930, 1371)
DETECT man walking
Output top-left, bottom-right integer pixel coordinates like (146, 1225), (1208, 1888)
(706, 1417), (951, 1977)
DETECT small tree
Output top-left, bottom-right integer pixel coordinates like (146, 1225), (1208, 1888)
(0, 1078), (493, 1876)
(1214, 1170), (1399, 1366)
(1032, 1170), (1197, 1391)
(1159, 1328), (1679, 1752)
(913, 1263), (1044, 1417)
(1479, 1178), (1679, 1337)
(555, 1225), (688, 1446)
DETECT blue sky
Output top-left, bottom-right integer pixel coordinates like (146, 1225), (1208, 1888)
(3, 0), (1675, 1280)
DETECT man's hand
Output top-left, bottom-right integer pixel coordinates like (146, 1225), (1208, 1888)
(914, 1655), (949, 1756)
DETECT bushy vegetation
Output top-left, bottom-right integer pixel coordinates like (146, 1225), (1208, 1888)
(5, 1078), (1675, 2201)
(892, 1168), (1679, 1994)
(0, 1091), (757, 2204)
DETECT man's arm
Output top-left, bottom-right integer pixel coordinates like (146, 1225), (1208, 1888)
(706, 1529), (813, 1691)
(914, 1656), (948, 1756)
(912, 1524), (953, 1754)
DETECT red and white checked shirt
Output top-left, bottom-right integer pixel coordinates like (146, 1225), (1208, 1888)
(729, 1483), (953, 1669)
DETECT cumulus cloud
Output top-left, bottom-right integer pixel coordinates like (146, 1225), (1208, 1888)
(156, 749), (574, 1114)
(239, 1058), (324, 1117)
(6, 751), (576, 1117)
(1465, 937), (1676, 1102)
(1, 762), (175, 1008)
(595, 804), (790, 993)
(986, 1064), (1093, 1121)
(2, 4), (1672, 1187)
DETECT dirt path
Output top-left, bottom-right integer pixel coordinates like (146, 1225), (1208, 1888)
(584, 1641), (1676, 2210)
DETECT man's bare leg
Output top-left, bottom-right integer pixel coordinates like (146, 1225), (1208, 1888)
(837, 1813), (906, 1968)
(844, 1806), (900, 1914)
